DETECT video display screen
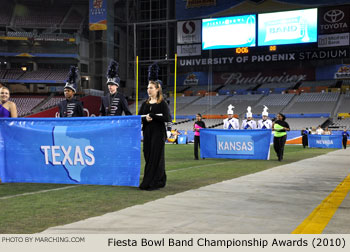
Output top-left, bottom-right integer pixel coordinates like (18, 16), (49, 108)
(258, 8), (318, 46)
(202, 15), (256, 50)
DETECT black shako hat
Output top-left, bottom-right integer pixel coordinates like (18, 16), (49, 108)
(148, 62), (163, 85)
(106, 60), (120, 86)
(64, 66), (78, 93)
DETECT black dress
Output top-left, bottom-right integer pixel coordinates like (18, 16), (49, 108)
(138, 100), (171, 190)
(343, 131), (349, 149)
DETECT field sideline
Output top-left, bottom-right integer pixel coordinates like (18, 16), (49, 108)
(0, 145), (333, 233)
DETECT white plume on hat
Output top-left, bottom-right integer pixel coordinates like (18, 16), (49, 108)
(246, 106), (252, 118)
(262, 105), (269, 116)
(227, 104), (234, 115)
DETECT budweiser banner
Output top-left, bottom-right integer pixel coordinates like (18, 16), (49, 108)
(213, 69), (314, 86)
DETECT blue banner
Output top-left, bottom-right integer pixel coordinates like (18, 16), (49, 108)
(200, 129), (271, 160)
(308, 134), (342, 149)
(0, 116), (141, 186)
(89, 0), (107, 30)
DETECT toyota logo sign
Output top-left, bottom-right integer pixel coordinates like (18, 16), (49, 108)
(324, 9), (345, 23)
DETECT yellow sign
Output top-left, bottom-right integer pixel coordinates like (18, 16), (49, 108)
(0, 36), (28, 41)
(269, 45), (277, 51)
(186, 0), (216, 8)
(16, 53), (34, 57)
(338, 113), (350, 118)
(235, 47), (249, 54)
(89, 22), (107, 31)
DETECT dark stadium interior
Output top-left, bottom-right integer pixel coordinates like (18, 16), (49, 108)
(0, 0), (350, 131)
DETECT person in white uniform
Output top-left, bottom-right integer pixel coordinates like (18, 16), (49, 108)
(241, 106), (257, 129)
(258, 105), (272, 129)
(223, 104), (239, 130)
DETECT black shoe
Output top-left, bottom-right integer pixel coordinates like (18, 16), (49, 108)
(194, 158), (198, 160)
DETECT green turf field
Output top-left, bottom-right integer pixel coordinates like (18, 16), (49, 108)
(0, 144), (333, 233)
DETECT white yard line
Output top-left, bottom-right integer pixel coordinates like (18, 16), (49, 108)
(0, 185), (79, 200)
(1, 160), (240, 200)
(167, 160), (238, 173)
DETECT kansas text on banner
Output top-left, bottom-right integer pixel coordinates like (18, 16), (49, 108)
(200, 129), (271, 160)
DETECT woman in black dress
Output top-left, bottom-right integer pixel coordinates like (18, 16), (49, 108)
(138, 64), (171, 190)
(342, 129), (349, 149)
(193, 113), (206, 160)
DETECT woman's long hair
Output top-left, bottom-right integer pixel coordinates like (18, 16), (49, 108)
(147, 80), (164, 104)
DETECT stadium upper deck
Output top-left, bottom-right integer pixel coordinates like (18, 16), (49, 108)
(0, 0), (85, 29)
(1, 0), (350, 133)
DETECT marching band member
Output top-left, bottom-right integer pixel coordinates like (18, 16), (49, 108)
(241, 106), (257, 129)
(58, 66), (84, 117)
(223, 104), (239, 130)
(100, 60), (132, 116)
(258, 105), (272, 129)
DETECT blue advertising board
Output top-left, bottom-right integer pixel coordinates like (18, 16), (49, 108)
(308, 134), (342, 149)
(200, 129), (271, 160)
(0, 116), (141, 186)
